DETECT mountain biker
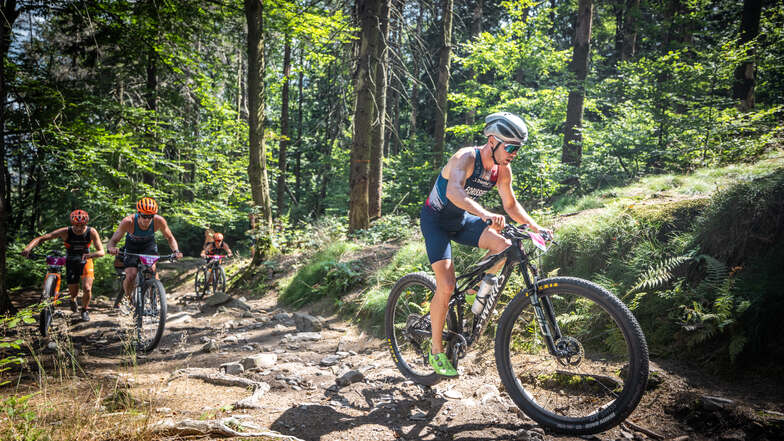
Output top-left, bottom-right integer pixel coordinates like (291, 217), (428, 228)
(21, 210), (105, 322)
(106, 198), (183, 302)
(200, 232), (233, 259)
(420, 112), (552, 377)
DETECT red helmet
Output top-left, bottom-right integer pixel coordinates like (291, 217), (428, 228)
(214, 233), (224, 242)
(70, 209), (89, 226)
(136, 197), (159, 215)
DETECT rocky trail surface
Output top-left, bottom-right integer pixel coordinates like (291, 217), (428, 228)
(9, 258), (784, 441)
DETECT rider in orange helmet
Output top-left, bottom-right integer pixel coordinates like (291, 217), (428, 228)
(200, 232), (233, 259)
(21, 210), (105, 322)
(107, 198), (183, 304)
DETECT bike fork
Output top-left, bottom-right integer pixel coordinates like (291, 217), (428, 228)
(529, 290), (566, 357)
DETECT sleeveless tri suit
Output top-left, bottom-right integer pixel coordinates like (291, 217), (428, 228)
(420, 148), (498, 264)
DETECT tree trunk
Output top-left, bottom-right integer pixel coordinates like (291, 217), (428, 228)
(733, 0), (762, 111)
(369, 0), (390, 220)
(295, 48), (304, 208)
(0, 0), (19, 315)
(465, 0), (482, 132)
(408, 2), (423, 140)
(432, 0), (454, 169)
(277, 37), (292, 215)
(562, 0), (593, 170)
(349, 0), (381, 232)
(620, 0), (640, 61)
(245, 0), (273, 256)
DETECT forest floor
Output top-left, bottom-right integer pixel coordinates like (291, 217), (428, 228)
(3, 202), (784, 440)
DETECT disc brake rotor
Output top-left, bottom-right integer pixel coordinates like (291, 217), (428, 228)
(554, 336), (584, 367)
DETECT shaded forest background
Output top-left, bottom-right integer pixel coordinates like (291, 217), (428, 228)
(1, 0), (782, 341)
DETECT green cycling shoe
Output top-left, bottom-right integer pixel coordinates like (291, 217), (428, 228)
(429, 352), (458, 377)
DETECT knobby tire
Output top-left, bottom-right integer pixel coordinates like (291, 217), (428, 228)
(494, 277), (649, 435)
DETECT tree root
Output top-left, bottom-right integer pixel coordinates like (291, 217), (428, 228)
(168, 368), (266, 390)
(149, 417), (303, 439)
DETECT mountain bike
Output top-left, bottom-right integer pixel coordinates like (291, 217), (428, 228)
(117, 251), (177, 352)
(27, 251), (78, 337)
(385, 223), (649, 435)
(194, 255), (227, 299)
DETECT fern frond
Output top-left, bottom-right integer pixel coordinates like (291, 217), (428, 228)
(627, 252), (695, 296)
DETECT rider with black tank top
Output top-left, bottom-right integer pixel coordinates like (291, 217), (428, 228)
(21, 209), (105, 321)
(122, 213), (158, 267)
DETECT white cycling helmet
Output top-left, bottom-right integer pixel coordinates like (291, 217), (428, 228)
(483, 112), (528, 144)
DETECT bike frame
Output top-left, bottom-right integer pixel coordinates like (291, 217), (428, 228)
(437, 226), (567, 362)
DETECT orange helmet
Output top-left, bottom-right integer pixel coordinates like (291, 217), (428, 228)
(214, 233), (224, 242)
(70, 209), (89, 226)
(136, 197), (159, 215)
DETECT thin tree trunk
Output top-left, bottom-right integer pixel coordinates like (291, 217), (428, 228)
(408, 2), (423, 140)
(621, 0), (639, 61)
(0, 0), (20, 314)
(562, 0), (593, 171)
(246, 0), (273, 255)
(465, 0), (482, 133)
(295, 48), (304, 207)
(432, 0), (454, 169)
(277, 37), (292, 215)
(369, 0), (390, 220)
(733, 0), (762, 111)
(349, 0), (381, 232)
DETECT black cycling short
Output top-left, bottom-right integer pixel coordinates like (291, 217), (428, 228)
(65, 256), (94, 284)
(123, 242), (159, 268)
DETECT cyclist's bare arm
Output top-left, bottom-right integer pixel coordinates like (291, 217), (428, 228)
(497, 169), (551, 235)
(107, 217), (133, 254)
(85, 228), (106, 260)
(444, 148), (503, 229)
(21, 227), (68, 256)
(222, 242), (233, 257)
(156, 216), (182, 258)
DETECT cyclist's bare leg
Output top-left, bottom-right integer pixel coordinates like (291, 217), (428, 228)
(430, 258), (456, 355)
(67, 283), (80, 308)
(124, 267), (138, 301)
(81, 277), (94, 310)
(477, 227), (512, 274)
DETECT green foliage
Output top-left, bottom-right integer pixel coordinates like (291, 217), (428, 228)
(350, 215), (416, 244)
(1, 394), (48, 441)
(279, 242), (359, 307)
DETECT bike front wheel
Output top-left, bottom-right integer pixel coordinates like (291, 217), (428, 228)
(495, 277), (649, 435)
(39, 275), (58, 337)
(214, 266), (226, 293)
(385, 272), (459, 386)
(194, 267), (206, 299)
(135, 279), (168, 352)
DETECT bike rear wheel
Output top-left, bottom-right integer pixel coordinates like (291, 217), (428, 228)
(495, 277), (649, 435)
(385, 272), (459, 386)
(135, 279), (167, 352)
(39, 275), (58, 337)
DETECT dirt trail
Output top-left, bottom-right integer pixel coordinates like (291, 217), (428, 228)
(6, 257), (784, 441)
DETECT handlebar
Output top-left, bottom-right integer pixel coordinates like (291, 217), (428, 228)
(483, 220), (555, 244)
(26, 252), (85, 263)
(117, 251), (180, 262)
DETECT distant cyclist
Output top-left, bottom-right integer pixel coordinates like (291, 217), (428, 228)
(200, 232), (233, 259)
(107, 198), (183, 301)
(21, 210), (105, 321)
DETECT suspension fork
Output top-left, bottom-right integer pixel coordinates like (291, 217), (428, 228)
(519, 263), (566, 357)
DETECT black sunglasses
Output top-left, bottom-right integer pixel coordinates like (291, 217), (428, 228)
(503, 142), (522, 154)
(139, 213), (154, 219)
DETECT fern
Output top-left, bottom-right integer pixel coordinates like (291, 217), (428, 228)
(627, 251), (695, 296)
